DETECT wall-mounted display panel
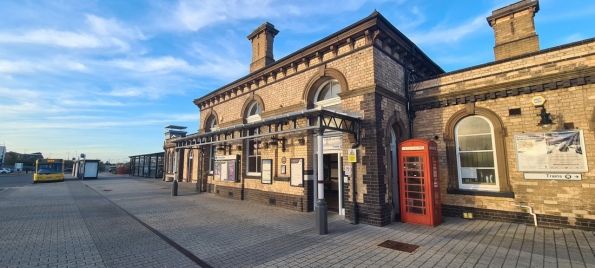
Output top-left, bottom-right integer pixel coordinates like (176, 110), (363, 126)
(290, 158), (304, 187)
(515, 130), (587, 172)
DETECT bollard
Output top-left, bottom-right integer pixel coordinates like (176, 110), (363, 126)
(171, 179), (178, 196)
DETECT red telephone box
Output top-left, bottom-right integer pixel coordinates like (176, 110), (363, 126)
(398, 139), (442, 226)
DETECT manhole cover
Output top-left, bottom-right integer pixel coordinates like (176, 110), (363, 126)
(103, 189), (112, 192)
(378, 240), (419, 253)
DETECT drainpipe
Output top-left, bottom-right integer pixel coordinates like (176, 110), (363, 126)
(350, 123), (361, 225)
(403, 53), (416, 139)
(512, 203), (537, 227)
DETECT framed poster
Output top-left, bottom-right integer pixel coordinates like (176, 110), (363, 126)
(214, 155), (239, 182)
(514, 130), (588, 172)
(281, 165), (286, 174)
(261, 159), (272, 184)
(216, 160), (228, 181)
(213, 161), (221, 181)
(290, 158), (304, 187)
(227, 160), (236, 182)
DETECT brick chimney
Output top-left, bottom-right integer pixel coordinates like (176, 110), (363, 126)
(487, 0), (540, 61)
(247, 22), (279, 73)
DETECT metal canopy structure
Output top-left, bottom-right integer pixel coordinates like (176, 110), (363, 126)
(174, 108), (362, 149)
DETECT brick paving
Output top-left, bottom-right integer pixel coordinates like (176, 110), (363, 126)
(1, 175), (594, 267)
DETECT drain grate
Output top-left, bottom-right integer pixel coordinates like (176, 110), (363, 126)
(103, 189), (112, 192)
(378, 240), (419, 253)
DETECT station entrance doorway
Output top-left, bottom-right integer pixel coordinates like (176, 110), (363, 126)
(314, 134), (345, 216)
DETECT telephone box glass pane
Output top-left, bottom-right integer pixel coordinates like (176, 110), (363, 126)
(403, 155), (426, 215)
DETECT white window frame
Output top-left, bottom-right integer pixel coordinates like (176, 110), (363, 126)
(246, 102), (262, 123)
(206, 116), (217, 132)
(314, 79), (341, 107)
(245, 128), (262, 176)
(455, 115), (499, 191)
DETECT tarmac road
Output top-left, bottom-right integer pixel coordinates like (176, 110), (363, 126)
(0, 172), (35, 188)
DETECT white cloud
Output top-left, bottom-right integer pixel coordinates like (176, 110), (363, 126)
(86, 14), (145, 40)
(0, 29), (101, 48)
(561, 33), (585, 44)
(109, 56), (192, 73)
(0, 14), (144, 52)
(168, 0), (387, 32)
(107, 86), (163, 99)
(173, 0), (277, 31)
(0, 58), (87, 74)
(406, 15), (487, 45)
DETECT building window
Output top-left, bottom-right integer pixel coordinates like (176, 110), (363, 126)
(246, 102), (262, 123)
(444, 107), (513, 197)
(206, 115), (217, 132)
(455, 116), (498, 191)
(246, 128), (261, 175)
(314, 79), (341, 107)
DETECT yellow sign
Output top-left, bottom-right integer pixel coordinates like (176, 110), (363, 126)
(531, 96), (546, 106)
(348, 149), (357, 163)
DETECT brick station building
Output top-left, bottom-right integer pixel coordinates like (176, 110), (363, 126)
(165, 0), (595, 230)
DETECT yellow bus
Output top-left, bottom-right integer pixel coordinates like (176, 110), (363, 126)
(33, 159), (65, 183)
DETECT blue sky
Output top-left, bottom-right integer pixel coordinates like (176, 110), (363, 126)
(1, 0), (594, 163)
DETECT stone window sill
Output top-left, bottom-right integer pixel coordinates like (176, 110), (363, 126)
(447, 188), (515, 198)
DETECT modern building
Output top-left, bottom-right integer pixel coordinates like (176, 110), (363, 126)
(165, 0), (595, 230)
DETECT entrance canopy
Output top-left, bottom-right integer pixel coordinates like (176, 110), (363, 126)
(174, 108), (361, 149)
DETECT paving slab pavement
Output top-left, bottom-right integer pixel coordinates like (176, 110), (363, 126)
(1, 175), (594, 267)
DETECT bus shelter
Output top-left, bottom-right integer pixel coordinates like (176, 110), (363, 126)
(129, 152), (164, 179)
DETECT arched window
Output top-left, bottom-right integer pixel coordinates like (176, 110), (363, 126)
(246, 102), (262, 122)
(314, 79), (341, 106)
(205, 115), (217, 132)
(455, 115), (498, 191)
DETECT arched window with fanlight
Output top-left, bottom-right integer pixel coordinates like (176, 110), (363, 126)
(204, 114), (218, 174)
(246, 101), (262, 123)
(313, 79), (341, 107)
(455, 115), (499, 191)
(205, 115), (217, 132)
(247, 101), (263, 174)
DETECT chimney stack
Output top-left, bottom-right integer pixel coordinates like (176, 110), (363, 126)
(487, 0), (540, 61)
(247, 22), (279, 73)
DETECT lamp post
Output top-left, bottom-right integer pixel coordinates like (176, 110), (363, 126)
(80, 153), (86, 180)
(315, 128), (328, 235)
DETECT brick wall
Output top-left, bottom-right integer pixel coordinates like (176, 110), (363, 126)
(411, 39), (595, 228)
(443, 204), (595, 231)
(208, 180), (313, 212)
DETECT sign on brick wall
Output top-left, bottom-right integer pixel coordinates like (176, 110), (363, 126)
(514, 130), (588, 172)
